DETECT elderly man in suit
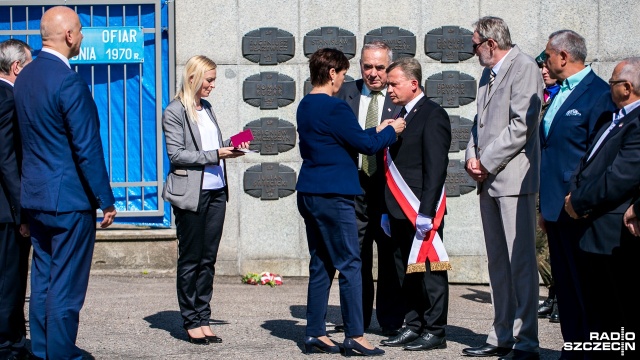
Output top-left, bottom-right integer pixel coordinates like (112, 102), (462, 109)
(0, 39), (32, 360)
(565, 57), (640, 355)
(377, 57), (451, 352)
(13, 6), (117, 359)
(537, 30), (614, 359)
(335, 40), (404, 334)
(463, 16), (543, 360)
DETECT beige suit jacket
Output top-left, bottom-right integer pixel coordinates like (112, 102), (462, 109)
(465, 45), (543, 196)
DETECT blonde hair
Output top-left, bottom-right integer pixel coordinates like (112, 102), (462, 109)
(176, 55), (217, 123)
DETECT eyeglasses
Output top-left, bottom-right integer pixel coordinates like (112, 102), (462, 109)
(472, 39), (489, 52)
(609, 79), (628, 86)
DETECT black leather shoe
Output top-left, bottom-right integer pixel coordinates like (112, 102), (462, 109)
(380, 327), (400, 337)
(206, 335), (223, 343)
(380, 327), (420, 347)
(462, 343), (512, 357)
(303, 336), (340, 354)
(498, 349), (540, 360)
(343, 338), (384, 357)
(537, 297), (554, 317)
(549, 301), (560, 323)
(403, 333), (446, 351)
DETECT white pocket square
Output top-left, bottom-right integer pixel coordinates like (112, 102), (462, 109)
(565, 109), (582, 116)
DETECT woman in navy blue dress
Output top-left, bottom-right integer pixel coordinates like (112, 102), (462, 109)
(296, 48), (405, 356)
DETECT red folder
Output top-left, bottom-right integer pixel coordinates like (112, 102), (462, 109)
(230, 129), (254, 147)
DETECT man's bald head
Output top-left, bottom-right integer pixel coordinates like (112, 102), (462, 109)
(40, 6), (83, 59)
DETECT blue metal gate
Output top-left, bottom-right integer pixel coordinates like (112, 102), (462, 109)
(0, 0), (174, 227)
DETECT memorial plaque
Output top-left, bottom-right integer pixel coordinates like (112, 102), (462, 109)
(242, 27), (295, 65)
(303, 27), (357, 59)
(242, 72), (295, 109)
(303, 75), (355, 96)
(244, 118), (297, 155)
(364, 26), (416, 60)
(425, 71), (477, 108)
(445, 160), (476, 197)
(243, 163), (297, 200)
(449, 115), (473, 152)
(425, 26), (474, 63)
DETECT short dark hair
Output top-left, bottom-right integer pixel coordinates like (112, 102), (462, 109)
(308, 48), (350, 87)
(386, 57), (422, 85)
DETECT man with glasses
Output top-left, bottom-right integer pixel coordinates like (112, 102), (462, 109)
(564, 57), (640, 354)
(464, 16), (543, 360)
(537, 30), (614, 360)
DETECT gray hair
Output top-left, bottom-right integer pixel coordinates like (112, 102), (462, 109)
(361, 40), (393, 61)
(386, 57), (422, 85)
(548, 30), (587, 63)
(473, 16), (512, 50)
(0, 39), (32, 75)
(618, 57), (640, 96)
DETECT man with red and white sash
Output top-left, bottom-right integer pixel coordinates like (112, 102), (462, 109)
(379, 57), (452, 352)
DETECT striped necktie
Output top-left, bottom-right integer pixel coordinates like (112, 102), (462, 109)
(488, 69), (496, 93)
(362, 91), (381, 176)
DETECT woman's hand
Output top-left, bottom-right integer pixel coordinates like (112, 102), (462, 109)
(389, 118), (406, 134)
(218, 146), (245, 159)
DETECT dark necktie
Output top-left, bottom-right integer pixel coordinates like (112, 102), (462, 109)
(362, 91), (381, 176)
(398, 106), (407, 119)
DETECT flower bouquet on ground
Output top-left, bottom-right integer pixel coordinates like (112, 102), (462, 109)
(241, 272), (283, 287)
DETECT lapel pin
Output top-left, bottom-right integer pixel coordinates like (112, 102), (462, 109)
(619, 122), (624, 127)
(387, 108), (391, 112)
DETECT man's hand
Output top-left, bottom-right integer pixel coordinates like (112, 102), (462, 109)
(19, 223), (30, 238)
(465, 158), (488, 182)
(623, 204), (640, 237)
(100, 205), (117, 228)
(537, 216), (546, 234)
(380, 214), (391, 237)
(415, 214), (433, 238)
(564, 193), (580, 219)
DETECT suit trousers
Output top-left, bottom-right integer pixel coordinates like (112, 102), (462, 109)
(0, 223), (30, 358)
(174, 188), (226, 330)
(354, 171), (404, 330)
(479, 192), (539, 353)
(389, 216), (448, 337)
(28, 209), (96, 360)
(545, 216), (589, 360)
(297, 193), (364, 338)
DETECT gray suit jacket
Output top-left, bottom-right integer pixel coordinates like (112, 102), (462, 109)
(162, 98), (230, 212)
(465, 45), (543, 196)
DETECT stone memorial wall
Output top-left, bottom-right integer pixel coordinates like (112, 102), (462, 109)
(172, 0), (638, 283)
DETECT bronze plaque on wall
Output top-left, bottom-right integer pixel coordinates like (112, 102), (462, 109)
(363, 26), (416, 60)
(425, 71), (477, 108)
(244, 163), (297, 200)
(425, 26), (474, 63)
(242, 27), (295, 65)
(445, 160), (476, 196)
(242, 72), (295, 109)
(449, 115), (473, 152)
(244, 118), (296, 155)
(303, 27), (357, 59)
(303, 75), (355, 96)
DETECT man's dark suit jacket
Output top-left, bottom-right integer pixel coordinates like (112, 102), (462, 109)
(539, 70), (614, 222)
(0, 80), (22, 224)
(337, 79), (398, 176)
(13, 51), (114, 212)
(569, 105), (640, 254)
(384, 96), (451, 219)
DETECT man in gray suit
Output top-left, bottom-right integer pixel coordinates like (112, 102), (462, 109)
(463, 16), (543, 360)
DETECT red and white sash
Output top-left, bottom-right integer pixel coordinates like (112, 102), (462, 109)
(384, 148), (451, 273)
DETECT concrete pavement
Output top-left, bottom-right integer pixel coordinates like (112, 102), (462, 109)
(24, 274), (563, 359)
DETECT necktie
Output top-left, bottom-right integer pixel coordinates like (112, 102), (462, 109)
(488, 70), (496, 93)
(398, 106), (407, 118)
(362, 91), (381, 176)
